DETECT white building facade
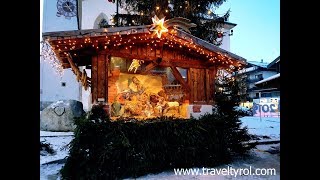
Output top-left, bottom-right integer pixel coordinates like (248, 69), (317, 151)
(40, 0), (84, 109)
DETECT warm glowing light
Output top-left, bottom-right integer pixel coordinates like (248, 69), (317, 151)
(156, 6), (160, 10)
(40, 41), (64, 77)
(149, 15), (168, 38)
(128, 59), (144, 73)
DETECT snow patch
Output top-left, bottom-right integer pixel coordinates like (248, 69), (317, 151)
(240, 116), (280, 140)
(49, 100), (65, 108)
(40, 131), (74, 137)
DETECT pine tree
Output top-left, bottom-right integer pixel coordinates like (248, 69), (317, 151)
(116, 0), (230, 45)
(214, 71), (253, 155)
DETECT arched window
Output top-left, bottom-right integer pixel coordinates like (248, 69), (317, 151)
(93, 13), (109, 29)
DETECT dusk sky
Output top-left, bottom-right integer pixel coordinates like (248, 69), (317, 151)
(215, 0), (280, 63)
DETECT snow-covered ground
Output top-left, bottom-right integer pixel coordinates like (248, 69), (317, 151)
(40, 116), (280, 179)
(40, 131), (74, 137)
(240, 116), (280, 140)
(40, 132), (73, 179)
(40, 136), (73, 165)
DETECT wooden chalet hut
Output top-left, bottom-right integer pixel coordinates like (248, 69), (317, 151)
(42, 16), (246, 119)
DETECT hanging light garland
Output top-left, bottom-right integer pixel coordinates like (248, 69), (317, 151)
(42, 15), (245, 77)
(40, 40), (64, 77)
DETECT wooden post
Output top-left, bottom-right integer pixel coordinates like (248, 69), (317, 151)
(105, 55), (110, 103)
(91, 54), (109, 104)
(91, 55), (98, 103)
(194, 69), (198, 102)
(206, 69), (210, 103)
(97, 55), (106, 103)
(188, 68), (193, 103)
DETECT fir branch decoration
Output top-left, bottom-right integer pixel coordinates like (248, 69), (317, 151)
(115, 0), (230, 45)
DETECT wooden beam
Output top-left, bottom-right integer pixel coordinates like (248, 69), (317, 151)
(105, 55), (110, 103)
(59, 46), (221, 69)
(97, 55), (106, 101)
(187, 68), (193, 102)
(159, 60), (212, 69)
(101, 50), (158, 61)
(141, 61), (158, 75)
(101, 49), (216, 69)
(91, 55), (98, 103)
(169, 66), (191, 92)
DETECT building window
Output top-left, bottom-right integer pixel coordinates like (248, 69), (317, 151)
(255, 93), (260, 98)
(61, 82), (66, 87)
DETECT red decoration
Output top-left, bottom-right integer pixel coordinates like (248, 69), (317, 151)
(217, 32), (223, 38)
(193, 105), (202, 113)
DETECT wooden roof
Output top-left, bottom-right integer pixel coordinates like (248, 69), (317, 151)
(42, 25), (246, 69)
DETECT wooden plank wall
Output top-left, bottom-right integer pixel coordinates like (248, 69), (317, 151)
(91, 54), (109, 103)
(188, 67), (217, 104)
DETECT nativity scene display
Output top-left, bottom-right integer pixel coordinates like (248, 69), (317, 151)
(42, 16), (246, 121)
(108, 57), (189, 119)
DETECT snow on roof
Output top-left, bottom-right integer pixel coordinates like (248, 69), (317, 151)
(237, 66), (258, 74)
(255, 73), (280, 85)
(267, 56), (280, 68)
(247, 61), (269, 68)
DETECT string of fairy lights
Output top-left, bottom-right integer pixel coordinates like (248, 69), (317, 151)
(41, 16), (245, 77)
(40, 41), (64, 76)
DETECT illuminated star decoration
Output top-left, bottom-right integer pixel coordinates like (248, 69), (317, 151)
(149, 15), (168, 38)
